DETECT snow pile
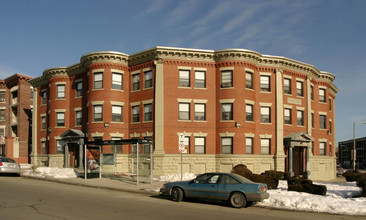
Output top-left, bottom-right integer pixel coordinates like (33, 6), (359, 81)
(21, 164), (78, 179)
(256, 180), (366, 215)
(157, 173), (196, 182)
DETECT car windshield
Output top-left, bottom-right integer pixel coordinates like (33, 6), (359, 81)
(231, 173), (254, 183)
(0, 157), (16, 163)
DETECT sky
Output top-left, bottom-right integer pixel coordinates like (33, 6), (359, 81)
(1, 0), (365, 144)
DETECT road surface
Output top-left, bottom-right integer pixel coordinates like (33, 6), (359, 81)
(0, 176), (363, 220)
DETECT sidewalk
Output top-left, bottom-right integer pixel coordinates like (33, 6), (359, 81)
(22, 172), (166, 196)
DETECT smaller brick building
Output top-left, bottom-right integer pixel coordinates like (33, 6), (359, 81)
(338, 137), (366, 169)
(0, 73), (33, 163)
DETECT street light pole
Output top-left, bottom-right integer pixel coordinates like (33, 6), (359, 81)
(353, 121), (366, 172)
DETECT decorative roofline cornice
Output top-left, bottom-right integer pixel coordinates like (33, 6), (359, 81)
(29, 47), (338, 93)
(80, 51), (129, 67)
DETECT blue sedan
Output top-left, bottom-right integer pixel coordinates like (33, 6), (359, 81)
(160, 172), (269, 208)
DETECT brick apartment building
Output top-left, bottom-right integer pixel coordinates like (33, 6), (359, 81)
(28, 46), (338, 180)
(0, 73), (33, 163)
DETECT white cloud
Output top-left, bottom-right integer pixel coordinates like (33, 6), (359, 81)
(0, 63), (21, 79)
(162, 0), (200, 27)
(137, 0), (171, 17)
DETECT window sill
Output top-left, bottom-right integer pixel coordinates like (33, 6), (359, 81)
(75, 96), (82, 99)
(56, 98), (66, 100)
(246, 120), (255, 123)
(193, 87), (207, 90)
(296, 96), (304, 98)
(130, 122), (140, 124)
(260, 122), (272, 125)
(143, 87), (153, 91)
(55, 126), (65, 128)
(92, 121), (103, 124)
(111, 121), (124, 124)
(92, 89), (104, 91)
(178, 120), (192, 122)
(143, 120), (153, 123)
(245, 88), (254, 91)
(194, 120), (207, 123)
(75, 125), (82, 127)
(220, 120), (234, 122)
(111, 89), (124, 92)
(178, 87), (192, 89)
(220, 87), (234, 90)
(297, 125), (305, 127)
(284, 123), (293, 126)
(260, 91), (272, 94)
(131, 90), (141, 93)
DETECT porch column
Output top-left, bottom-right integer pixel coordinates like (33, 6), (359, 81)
(78, 140), (84, 170)
(289, 145), (294, 177)
(64, 144), (69, 168)
(305, 145), (311, 179)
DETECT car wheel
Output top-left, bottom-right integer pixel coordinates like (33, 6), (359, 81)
(171, 187), (184, 202)
(229, 192), (247, 208)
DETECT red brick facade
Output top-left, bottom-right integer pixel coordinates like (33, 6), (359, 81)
(29, 47), (338, 179)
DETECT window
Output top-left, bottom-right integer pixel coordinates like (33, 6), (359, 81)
(329, 98), (332, 111)
(76, 111), (82, 126)
(179, 103), (190, 120)
(329, 121), (332, 134)
(0, 127), (4, 136)
(56, 112), (65, 127)
(221, 70), (233, 88)
(143, 137), (152, 154)
(284, 108), (292, 125)
(246, 71), (253, 89)
(0, 109), (5, 121)
(221, 137), (233, 154)
(221, 103), (233, 120)
(194, 71), (205, 88)
(42, 91), (47, 105)
(93, 105), (103, 122)
(319, 88), (326, 102)
(112, 137), (123, 154)
(246, 137), (253, 154)
(319, 142), (326, 155)
(41, 141), (46, 154)
(296, 81), (303, 96)
(76, 81), (82, 97)
(297, 110), (304, 126)
(0, 91), (5, 102)
(57, 85), (65, 99)
(41, 116), (46, 130)
(144, 103), (152, 121)
(195, 137), (205, 154)
(260, 75), (270, 92)
(112, 73), (123, 90)
(179, 70), (190, 87)
(311, 113), (314, 128)
(132, 74), (140, 91)
(94, 72), (103, 89)
(246, 104), (253, 121)
(132, 105), (140, 123)
(320, 115), (326, 129)
(311, 85), (314, 100)
(194, 103), (205, 121)
(183, 137), (190, 153)
(284, 78), (291, 94)
(56, 140), (64, 154)
(144, 71), (152, 88)
(112, 105), (122, 122)
(261, 138), (270, 154)
(260, 106), (271, 123)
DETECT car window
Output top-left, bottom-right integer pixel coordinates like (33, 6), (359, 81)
(208, 175), (220, 184)
(0, 158), (16, 163)
(194, 174), (220, 184)
(219, 174), (241, 184)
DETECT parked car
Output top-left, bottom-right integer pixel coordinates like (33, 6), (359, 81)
(0, 157), (21, 176)
(336, 165), (346, 176)
(160, 172), (269, 208)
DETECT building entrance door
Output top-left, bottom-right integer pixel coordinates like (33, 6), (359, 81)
(68, 143), (79, 168)
(293, 147), (304, 175)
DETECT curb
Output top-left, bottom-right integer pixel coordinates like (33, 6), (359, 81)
(20, 175), (161, 196)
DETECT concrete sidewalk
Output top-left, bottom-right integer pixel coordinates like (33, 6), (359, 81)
(22, 173), (166, 196)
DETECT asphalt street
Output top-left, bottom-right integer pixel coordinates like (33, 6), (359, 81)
(0, 176), (364, 220)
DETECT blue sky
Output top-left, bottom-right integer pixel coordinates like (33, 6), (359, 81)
(1, 0), (365, 144)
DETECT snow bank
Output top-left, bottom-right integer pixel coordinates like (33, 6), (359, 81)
(20, 164), (78, 179)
